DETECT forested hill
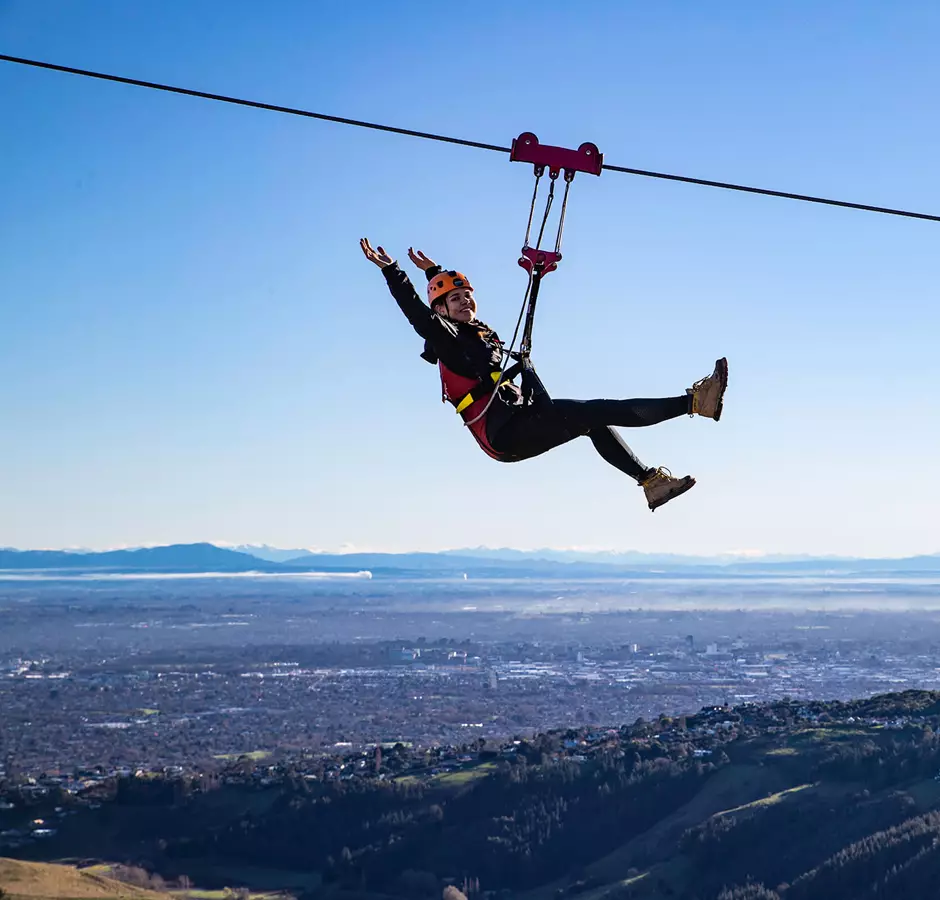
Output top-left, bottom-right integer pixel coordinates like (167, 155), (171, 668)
(11, 692), (940, 900)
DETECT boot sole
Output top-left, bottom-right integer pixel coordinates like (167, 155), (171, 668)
(712, 357), (728, 422)
(648, 476), (696, 511)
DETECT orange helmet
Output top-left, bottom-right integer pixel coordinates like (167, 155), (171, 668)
(428, 270), (473, 306)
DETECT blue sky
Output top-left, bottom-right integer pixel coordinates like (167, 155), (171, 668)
(2, 1), (939, 556)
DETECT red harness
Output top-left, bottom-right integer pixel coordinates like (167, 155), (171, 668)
(437, 362), (509, 461)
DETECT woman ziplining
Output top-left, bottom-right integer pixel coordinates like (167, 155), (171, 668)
(359, 133), (727, 511)
(360, 238), (728, 511)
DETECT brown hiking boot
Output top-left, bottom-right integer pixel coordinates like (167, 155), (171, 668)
(688, 357), (729, 420)
(641, 467), (696, 511)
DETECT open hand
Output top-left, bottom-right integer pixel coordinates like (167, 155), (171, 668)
(408, 248), (437, 271)
(360, 238), (395, 268)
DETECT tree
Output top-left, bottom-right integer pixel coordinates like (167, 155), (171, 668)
(223, 889), (249, 900)
(717, 884), (780, 900)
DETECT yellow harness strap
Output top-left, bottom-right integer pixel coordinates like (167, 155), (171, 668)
(454, 371), (502, 414)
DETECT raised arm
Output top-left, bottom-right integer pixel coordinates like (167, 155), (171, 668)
(360, 238), (433, 336)
(360, 239), (457, 355)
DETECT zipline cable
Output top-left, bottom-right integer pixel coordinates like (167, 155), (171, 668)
(0, 54), (510, 152)
(3, 52), (940, 224)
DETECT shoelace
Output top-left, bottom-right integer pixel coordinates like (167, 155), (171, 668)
(688, 372), (716, 416)
(642, 466), (674, 487)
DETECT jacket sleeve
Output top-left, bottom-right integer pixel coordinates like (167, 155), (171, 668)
(382, 262), (433, 337)
(381, 262), (462, 362)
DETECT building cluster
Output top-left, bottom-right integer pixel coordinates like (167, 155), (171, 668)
(2, 631), (936, 784)
(5, 685), (935, 858)
(0, 704), (742, 852)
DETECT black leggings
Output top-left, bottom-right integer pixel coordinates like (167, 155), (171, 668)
(489, 396), (690, 481)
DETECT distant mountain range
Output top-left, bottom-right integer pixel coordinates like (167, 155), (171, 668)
(0, 543), (284, 573)
(228, 544), (316, 563)
(236, 544), (855, 567)
(1, 543), (939, 576)
(442, 546), (824, 565)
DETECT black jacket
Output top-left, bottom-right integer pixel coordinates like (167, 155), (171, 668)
(382, 262), (523, 436)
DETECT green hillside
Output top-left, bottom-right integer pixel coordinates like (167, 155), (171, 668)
(10, 692), (940, 900)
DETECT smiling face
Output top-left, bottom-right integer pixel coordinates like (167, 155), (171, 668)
(435, 287), (477, 323)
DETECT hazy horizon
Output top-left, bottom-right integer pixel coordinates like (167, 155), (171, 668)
(1, 540), (938, 562)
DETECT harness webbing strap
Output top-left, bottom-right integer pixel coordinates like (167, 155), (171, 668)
(453, 363), (524, 414)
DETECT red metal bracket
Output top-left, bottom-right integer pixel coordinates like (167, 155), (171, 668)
(518, 248), (561, 276)
(510, 132), (603, 179)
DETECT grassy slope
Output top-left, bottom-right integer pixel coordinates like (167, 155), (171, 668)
(517, 763), (788, 900)
(0, 858), (166, 900)
(566, 778), (849, 900)
(522, 724), (940, 900)
(0, 860), (295, 900)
